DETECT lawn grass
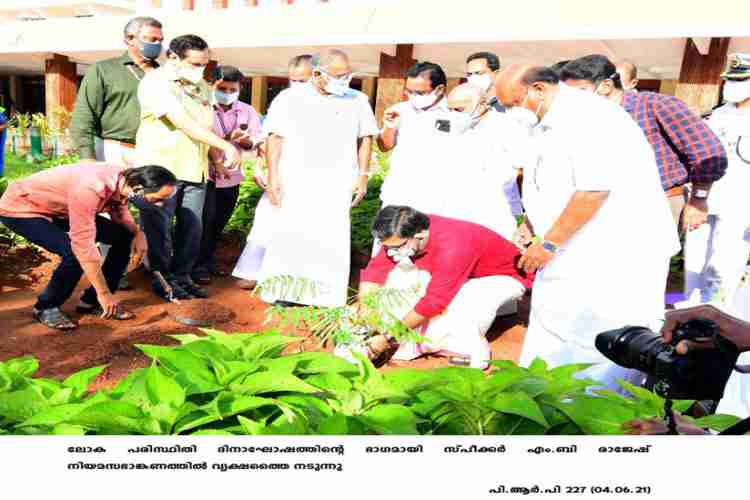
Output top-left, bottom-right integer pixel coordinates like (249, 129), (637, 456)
(2, 153), (48, 181)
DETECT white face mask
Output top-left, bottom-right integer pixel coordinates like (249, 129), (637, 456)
(214, 90), (239, 106)
(723, 79), (750, 104)
(507, 88), (542, 129)
(449, 106), (482, 135)
(409, 90), (440, 111)
(467, 73), (494, 93)
(387, 244), (417, 269)
(289, 80), (308, 89)
(320, 71), (352, 96)
(179, 65), (206, 84)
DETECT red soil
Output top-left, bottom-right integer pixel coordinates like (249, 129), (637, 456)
(0, 243), (527, 390)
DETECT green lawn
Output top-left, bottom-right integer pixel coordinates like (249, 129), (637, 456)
(2, 153), (49, 181)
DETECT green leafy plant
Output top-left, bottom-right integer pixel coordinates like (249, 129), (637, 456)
(0, 333), (742, 436)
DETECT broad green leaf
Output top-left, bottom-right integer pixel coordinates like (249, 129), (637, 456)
(479, 370), (528, 397)
(68, 401), (150, 435)
(144, 403), (180, 433)
(47, 387), (75, 406)
(17, 403), (87, 428)
(191, 429), (236, 436)
(548, 396), (639, 435)
(506, 377), (549, 398)
(304, 373), (352, 399)
(52, 423), (87, 435)
(342, 391), (364, 415)
(351, 352), (382, 385)
(617, 381), (664, 414)
(231, 371), (320, 396)
(528, 358), (549, 374)
(672, 400), (696, 413)
(358, 404), (418, 435)
(238, 333), (301, 361)
(145, 365), (186, 408)
(237, 415), (271, 435)
(490, 392), (549, 428)
(4, 357), (39, 378)
(317, 413), (351, 435)
(0, 387), (48, 422)
(491, 414), (547, 435)
(136, 345), (221, 395)
(259, 356), (299, 374)
(174, 394), (276, 434)
(288, 352), (359, 375)
(693, 414), (742, 432)
(546, 422), (584, 435)
(267, 412), (308, 435)
(210, 359), (260, 386)
(384, 369), (442, 394)
(180, 340), (237, 362)
(110, 368), (146, 398)
(547, 363), (596, 379)
(410, 390), (452, 417)
(62, 365), (107, 398)
(277, 394), (334, 422)
(27, 379), (64, 400)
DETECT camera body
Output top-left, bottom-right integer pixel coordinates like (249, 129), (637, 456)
(596, 319), (739, 401)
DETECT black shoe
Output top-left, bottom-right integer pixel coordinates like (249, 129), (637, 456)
(153, 279), (192, 302)
(118, 275), (133, 291)
(179, 280), (209, 299)
(273, 300), (306, 308)
(33, 307), (77, 330)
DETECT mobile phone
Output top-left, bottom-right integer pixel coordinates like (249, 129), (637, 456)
(435, 119), (451, 133)
(239, 124), (248, 131)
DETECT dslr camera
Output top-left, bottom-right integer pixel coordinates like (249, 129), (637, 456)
(595, 319), (740, 401)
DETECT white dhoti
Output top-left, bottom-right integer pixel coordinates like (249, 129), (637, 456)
(256, 166), (354, 307)
(519, 255), (670, 393)
(232, 193), (274, 282)
(683, 214), (750, 306)
(380, 267), (526, 368)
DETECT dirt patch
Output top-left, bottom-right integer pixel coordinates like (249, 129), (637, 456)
(0, 242), (528, 385)
(169, 300), (236, 325)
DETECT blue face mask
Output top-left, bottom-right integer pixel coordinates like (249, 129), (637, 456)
(140, 41), (162, 61)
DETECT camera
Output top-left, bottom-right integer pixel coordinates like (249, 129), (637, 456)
(595, 319), (740, 401)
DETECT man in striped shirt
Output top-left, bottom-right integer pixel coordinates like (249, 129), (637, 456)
(560, 55), (727, 234)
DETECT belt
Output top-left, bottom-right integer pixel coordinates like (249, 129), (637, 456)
(666, 185), (685, 197)
(103, 139), (135, 149)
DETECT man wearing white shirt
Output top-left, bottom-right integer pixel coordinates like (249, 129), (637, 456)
(255, 49), (379, 307)
(377, 62), (451, 213)
(496, 65), (679, 390)
(443, 83), (527, 241)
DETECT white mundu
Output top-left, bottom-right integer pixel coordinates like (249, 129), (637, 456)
(519, 84), (680, 390)
(438, 112), (530, 240)
(256, 84), (379, 307)
(683, 103), (750, 307)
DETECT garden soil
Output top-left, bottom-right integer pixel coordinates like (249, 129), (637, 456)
(0, 242), (529, 390)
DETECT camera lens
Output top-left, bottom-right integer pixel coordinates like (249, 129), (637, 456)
(595, 326), (667, 372)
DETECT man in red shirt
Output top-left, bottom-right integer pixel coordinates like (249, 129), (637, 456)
(358, 205), (534, 368)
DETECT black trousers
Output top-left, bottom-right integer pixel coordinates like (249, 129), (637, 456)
(195, 181), (240, 274)
(0, 215), (133, 309)
(139, 181), (206, 283)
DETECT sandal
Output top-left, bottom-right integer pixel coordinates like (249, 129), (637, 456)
(75, 303), (135, 320)
(33, 307), (78, 331)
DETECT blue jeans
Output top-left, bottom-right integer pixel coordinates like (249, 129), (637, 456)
(139, 181), (206, 285)
(0, 215), (133, 309)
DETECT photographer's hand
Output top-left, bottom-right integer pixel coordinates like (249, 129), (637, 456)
(662, 305), (750, 354)
(623, 412), (709, 435)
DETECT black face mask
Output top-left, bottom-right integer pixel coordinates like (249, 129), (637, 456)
(128, 192), (156, 211)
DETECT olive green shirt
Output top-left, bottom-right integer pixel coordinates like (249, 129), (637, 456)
(70, 52), (153, 159)
(134, 63), (213, 183)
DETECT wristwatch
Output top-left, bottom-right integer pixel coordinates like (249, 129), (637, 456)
(541, 240), (559, 254)
(693, 189), (709, 199)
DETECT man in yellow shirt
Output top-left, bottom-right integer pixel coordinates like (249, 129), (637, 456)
(135, 34), (240, 300)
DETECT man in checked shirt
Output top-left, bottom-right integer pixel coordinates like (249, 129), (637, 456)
(560, 55), (727, 234)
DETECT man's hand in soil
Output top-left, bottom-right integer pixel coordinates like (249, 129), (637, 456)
(131, 231), (148, 268)
(682, 197), (709, 233)
(98, 292), (123, 319)
(518, 242), (554, 274)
